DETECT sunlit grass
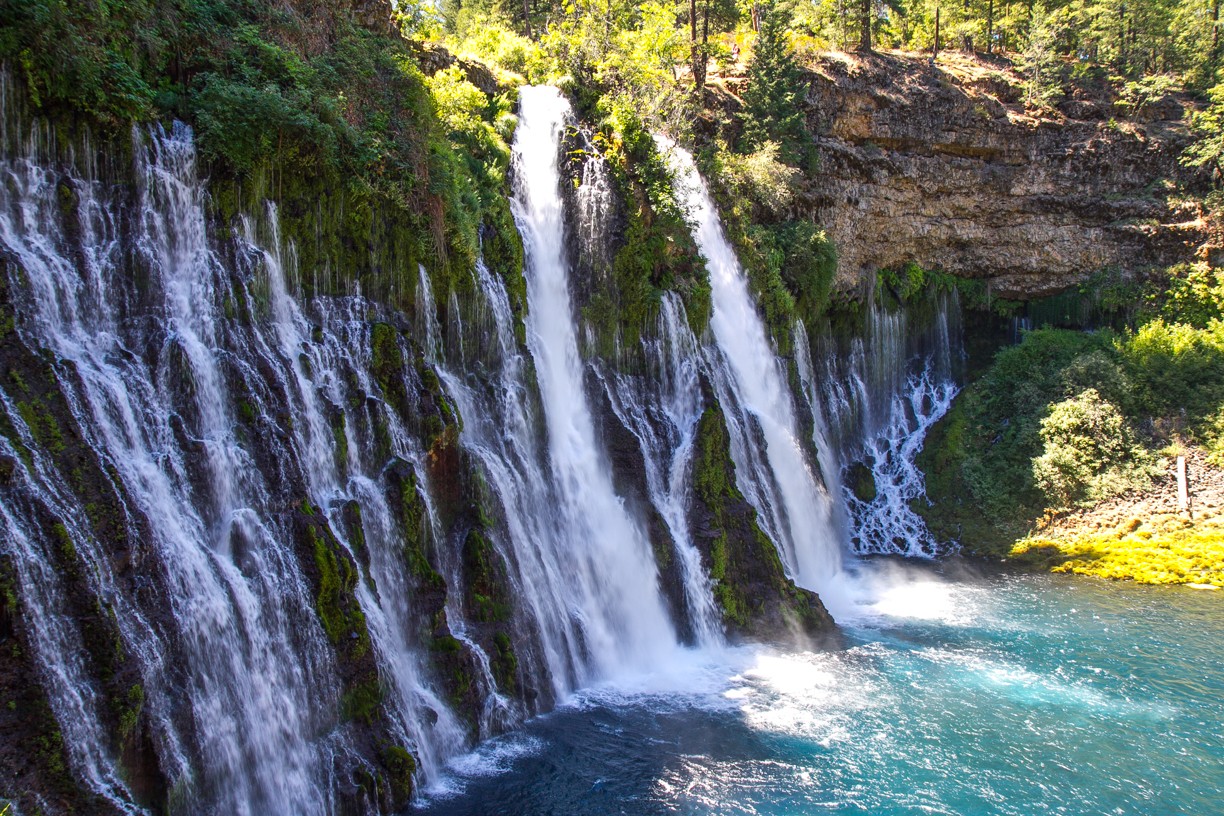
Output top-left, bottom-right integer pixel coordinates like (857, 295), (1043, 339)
(1011, 516), (1224, 586)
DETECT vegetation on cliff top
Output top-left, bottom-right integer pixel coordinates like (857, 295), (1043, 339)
(0, 0), (525, 310)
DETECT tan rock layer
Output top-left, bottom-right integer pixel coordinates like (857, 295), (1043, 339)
(789, 54), (1210, 299)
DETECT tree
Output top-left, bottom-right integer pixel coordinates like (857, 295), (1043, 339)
(739, 0), (807, 159)
(687, 0), (739, 91)
(859, 0), (873, 49)
(1019, 2), (1062, 108)
(1032, 389), (1153, 509)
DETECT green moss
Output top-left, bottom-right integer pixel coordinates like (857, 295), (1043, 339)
(1012, 520), (1224, 586)
(331, 414), (349, 473)
(49, 522), (76, 567)
(379, 744), (417, 804)
(236, 400), (256, 424)
(16, 398), (66, 456)
(371, 323), (406, 402)
(584, 113), (709, 355)
(7, 369), (29, 394)
(399, 470), (445, 589)
(491, 631), (517, 693)
(694, 408), (740, 505)
(340, 674), (383, 725)
(708, 533), (747, 626)
(846, 462), (877, 503)
(463, 527), (510, 623)
(116, 684), (145, 746)
(308, 525), (368, 658)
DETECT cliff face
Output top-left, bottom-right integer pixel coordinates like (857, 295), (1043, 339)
(789, 53), (1209, 298)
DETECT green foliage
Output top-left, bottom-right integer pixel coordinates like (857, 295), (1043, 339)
(591, 106), (709, 347)
(378, 744), (417, 804)
(1013, 518), (1224, 586)
(1184, 80), (1224, 178)
(739, 1), (807, 161)
(694, 407), (740, 504)
(1018, 2), (1064, 109)
(0, 0), (523, 304)
(491, 631), (518, 692)
(924, 264), (1224, 549)
(1117, 73), (1180, 116)
(1032, 389), (1154, 508)
(1156, 263), (1224, 327)
(309, 525), (368, 655)
(450, 13), (551, 81)
(713, 141), (800, 216)
(543, 0), (693, 132)
(399, 469), (446, 588)
(341, 675), (383, 724)
(1118, 318), (1224, 420)
(878, 261), (928, 303)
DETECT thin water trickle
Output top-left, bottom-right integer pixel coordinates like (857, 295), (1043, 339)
(597, 293), (724, 646)
(809, 295), (962, 556)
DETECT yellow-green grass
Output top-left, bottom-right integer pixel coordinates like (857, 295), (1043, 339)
(1012, 515), (1224, 587)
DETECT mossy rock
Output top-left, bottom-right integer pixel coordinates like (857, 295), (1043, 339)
(846, 461), (877, 503)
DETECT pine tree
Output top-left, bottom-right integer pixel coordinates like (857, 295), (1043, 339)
(739, 1), (807, 160)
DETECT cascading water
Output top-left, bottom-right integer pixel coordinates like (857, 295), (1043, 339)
(505, 86), (676, 677)
(596, 293), (724, 646)
(656, 137), (846, 612)
(0, 122), (342, 813)
(237, 210), (469, 779)
(422, 86), (679, 704)
(806, 293), (962, 556)
(0, 73), (973, 812)
(0, 115), (477, 809)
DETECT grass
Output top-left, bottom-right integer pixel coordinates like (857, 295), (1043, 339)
(1012, 517), (1224, 586)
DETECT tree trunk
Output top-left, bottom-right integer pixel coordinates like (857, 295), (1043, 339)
(934, 6), (941, 59)
(987, 0), (994, 54)
(690, 0), (701, 88)
(858, 0), (872, 51)
(522, 0), (533, 38)
(1213, 0), (1221, 67)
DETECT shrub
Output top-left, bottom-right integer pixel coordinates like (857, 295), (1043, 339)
(1032, 389), (1155, 509)
(1118, 318), (1224, 421)
(716, 141), (799, 216)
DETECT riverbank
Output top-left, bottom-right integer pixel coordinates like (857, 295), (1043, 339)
(1009, 449), (1224, 587)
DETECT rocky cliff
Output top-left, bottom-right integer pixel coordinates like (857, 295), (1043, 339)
(765, 53), (1209, 298)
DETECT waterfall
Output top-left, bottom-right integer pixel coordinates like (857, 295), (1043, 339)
(0, 123), (341, 813)
(806, 294), (962, 557)
(0, 74), (972, 812)
(508, 86), (676, 677)
(656, 137), (846, 613)
(423, 87), (679, 703)
(0, 118), (476, 810)
(237, 210), (468, 778)
(596, 294), (724, 646)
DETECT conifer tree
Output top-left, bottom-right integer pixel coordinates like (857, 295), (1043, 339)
(739, 1), (806, 160)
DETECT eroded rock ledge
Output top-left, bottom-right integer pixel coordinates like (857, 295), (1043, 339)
(782, 53), (1209, 298)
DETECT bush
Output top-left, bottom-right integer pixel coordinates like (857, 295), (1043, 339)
(1032, 389), (1154, 509)
(1155, 263), (1224, 328)
(715, 141), (799, 216)
(1118, 318), (1224, 420)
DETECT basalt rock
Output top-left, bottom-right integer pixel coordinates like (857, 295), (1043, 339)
(782, 53), (1207, 298)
